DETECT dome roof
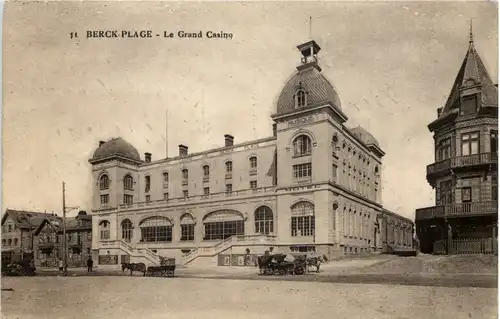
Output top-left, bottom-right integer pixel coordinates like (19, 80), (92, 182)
(276, 66), (342, 114)
(91, 137), (141, 162)
(350, 126), (380, 148)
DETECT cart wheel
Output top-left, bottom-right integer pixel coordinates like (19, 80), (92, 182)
(167, 271), (174, 277)
(278, 269), (286, 276)
(294, 266), (304, 275)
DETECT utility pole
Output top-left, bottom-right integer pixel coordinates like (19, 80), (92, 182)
(62, 181), (79, 276)
(62, 182), (67, 276)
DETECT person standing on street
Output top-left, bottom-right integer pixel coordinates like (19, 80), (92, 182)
(58, 259), (64, 275)
(87, 257), (93, 272)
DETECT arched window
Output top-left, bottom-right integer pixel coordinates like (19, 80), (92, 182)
(291, 201), (315, 237)
(225, 161), (233, 173)
(249, 157), (258, 169)
(123, 175), (134, 191)
(203, 165), (210, 178)
(99, 220), (110, 240)
(139, 217), (173, 242)
(7, 239), (12, 245)
(203, 210), (244, 240)
(1, 239), (5, 246)
(293, 135), (312, 156)
(180, 214), (195, 241)
(14, 238), (18, 245)
(254, 206), (273, 234)
(295, 90), (306, 107)
(99, 174), (110, 190)
(332, 203), (338, 231)
(121, 219), (133, 242)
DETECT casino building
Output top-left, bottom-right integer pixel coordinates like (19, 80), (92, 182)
(89, 38), (414, 268)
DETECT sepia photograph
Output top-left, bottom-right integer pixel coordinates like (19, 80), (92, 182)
(1, 1), (498, 318)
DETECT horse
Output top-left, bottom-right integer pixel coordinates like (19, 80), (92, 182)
(306, 256), (322, 273)
(121, 262), (147, 276)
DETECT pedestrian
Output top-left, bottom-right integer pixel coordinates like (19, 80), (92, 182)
(58, 259), (64, 275)
(87, 257), (93, 272)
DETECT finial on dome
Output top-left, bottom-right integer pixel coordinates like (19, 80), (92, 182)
(469, 19), (474, 44)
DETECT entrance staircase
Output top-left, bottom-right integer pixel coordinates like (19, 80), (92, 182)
(99, 240), (161, 266)
(182, 235), (276, 265)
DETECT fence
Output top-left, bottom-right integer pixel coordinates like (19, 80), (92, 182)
(433, 237), (497, 255)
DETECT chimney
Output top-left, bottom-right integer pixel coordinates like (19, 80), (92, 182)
(145, 152), (152, 163)
(272, 123), (277, 137)
(99, 140), (105, 146)
(179, 145), (188, 156)
(437, 107), (443, 117)
(224, 134), (234, 147)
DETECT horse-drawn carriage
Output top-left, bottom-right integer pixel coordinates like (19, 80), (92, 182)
(145, 257), (175, 277)
(121, 256), (176, 278)
(257, 253), (306, 276)
(2, 262), (36, 277)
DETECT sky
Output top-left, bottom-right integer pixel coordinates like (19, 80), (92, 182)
(2, 1), (498, 219)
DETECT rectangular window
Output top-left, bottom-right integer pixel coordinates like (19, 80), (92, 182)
(291, 216), (315, 237)
(461, 187), (472, 203)
(164, 193), (169, 201)
(182, 169), (189, 186)
(181, 224), (195, 241)
(204, 187), (210, 195)
(461, 132), (480, 156)
(462, 95), (478, 116)
(226, 184), (233, 194)
(145, 195), (150, 202)
(140, 226), (172, 242)
(293, 163), (312, 179)
(438, 180), (453, 205)
(183, 190), (189, 198)
(491, 130), (498, 153)
(250, 181), (257, 189)
(100, 194), (109, 208)
(438, 138), (452, 161)
(163, 172), (169, 186)
(100, 229), (110, 240)
(145, 176), (151, 193)
(123, 194), (133, 205)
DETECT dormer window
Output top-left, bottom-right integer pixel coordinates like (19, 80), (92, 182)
(295, 89), (307, 108)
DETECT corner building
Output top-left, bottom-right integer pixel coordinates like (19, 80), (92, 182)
(89, 39), (409, 268)
(415, 32), (498, 254)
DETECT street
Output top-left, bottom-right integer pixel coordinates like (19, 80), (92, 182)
(1, 276), (497, 319)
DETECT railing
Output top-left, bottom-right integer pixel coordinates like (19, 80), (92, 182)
(181, 234), (277, 264)
(433, 237), (497, 255)
(427, 152), (497, 176)
(99, 240), (160, 264)
(118, 186), (276, 210)
(416, 201), (497, 220)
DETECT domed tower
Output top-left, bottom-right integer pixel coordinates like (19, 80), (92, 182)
(271, 39), (350, 250)
(88, 137), (143, 212)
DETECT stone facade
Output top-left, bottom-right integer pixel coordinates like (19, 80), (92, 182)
(89, 39), (412, 266)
